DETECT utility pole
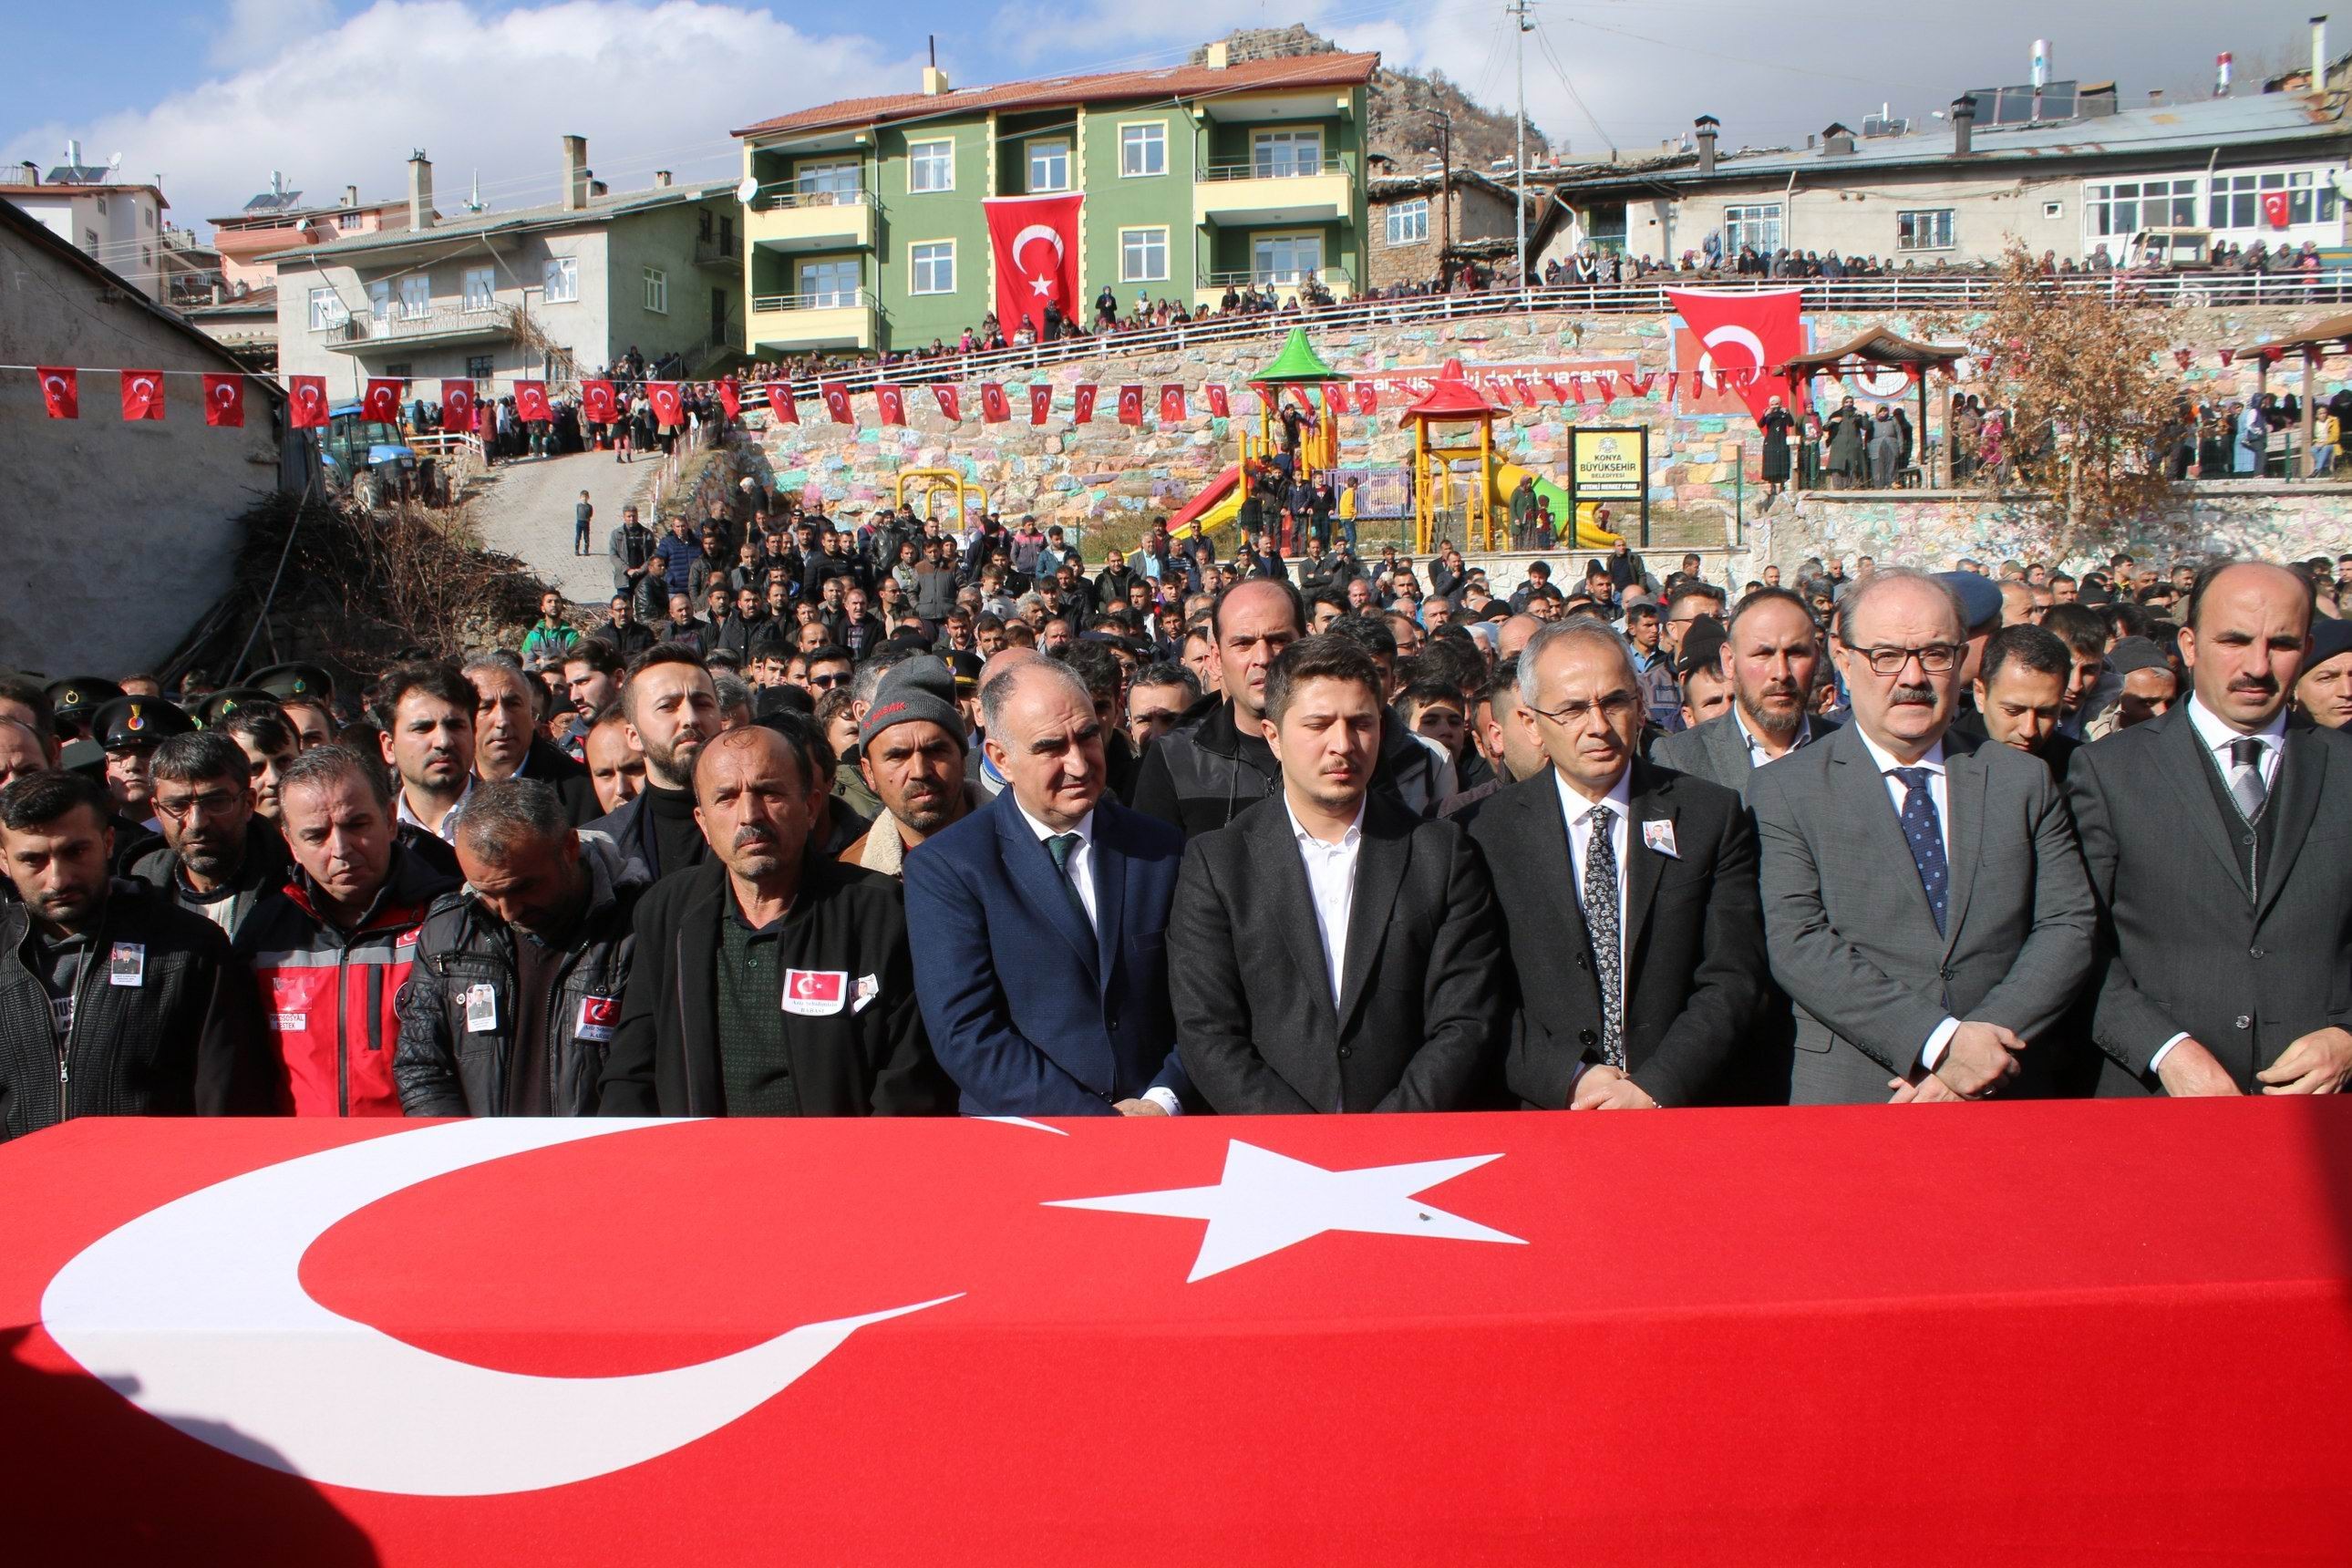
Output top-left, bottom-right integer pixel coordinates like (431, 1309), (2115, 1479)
(1509, 0), (1532, 299)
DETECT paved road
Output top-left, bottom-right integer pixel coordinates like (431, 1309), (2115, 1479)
(466, 449), (654, 606)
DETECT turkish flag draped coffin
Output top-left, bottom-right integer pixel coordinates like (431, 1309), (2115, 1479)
(983, 192), (1083, 340)
(4, 1103), (2352, 1566)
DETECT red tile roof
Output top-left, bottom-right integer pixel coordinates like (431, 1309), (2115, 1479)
(736, 51), (1379, 139)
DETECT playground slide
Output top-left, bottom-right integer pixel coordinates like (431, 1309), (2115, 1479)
(1168, 464), (1246, 540)
(1491, 463), (1623, 549)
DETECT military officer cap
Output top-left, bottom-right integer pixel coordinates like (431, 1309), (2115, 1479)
(250, 662), (336, 704)
(46, 677), (124, 739)
(90, 694), (198, 752)
(199, 687), (279, 728)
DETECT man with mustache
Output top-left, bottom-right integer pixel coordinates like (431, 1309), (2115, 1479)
(1749, 569), (2096, 1104)
(584, 645), (722, 881)
(840, 659), (980, 880)
(2068, 560), (2352, 1097)
(377, 665), (478, 846)
(127, 731), (288, 942)
(1651, 587), (1838, 798)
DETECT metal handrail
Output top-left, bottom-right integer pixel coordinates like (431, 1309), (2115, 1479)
(1200, 268), (1354, 291)
(341, 301), (518, 341)
(750, 287), (878, 314)
(1196, 156), (1351, 182)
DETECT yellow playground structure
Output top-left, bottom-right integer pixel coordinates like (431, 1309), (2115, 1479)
(894, 468), (989, 527)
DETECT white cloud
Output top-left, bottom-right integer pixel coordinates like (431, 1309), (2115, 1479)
(5, 1), (918, 237)
(211, 0), (337, 69)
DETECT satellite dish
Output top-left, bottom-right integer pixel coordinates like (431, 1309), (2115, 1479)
(736, 173), (760, 206)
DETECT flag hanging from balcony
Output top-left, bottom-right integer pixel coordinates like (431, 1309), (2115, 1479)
(820, 382), (852, 424)
(120, 370), (164, 421)
(1205, 383), (1230, 418)
(1160, 385), (1187, 423)
(980, 383), (1010, 423)
(983, 192), (1083, 339)
(1117, 386), (1144, 427)
(1027, 384), (1050, 425)
(36, 366), (77, 419)
(1353, 382), (1376, 415)
(202, 374), (244, 428)
(443, 380), (479, 429)
(2262, 190), (2292, 228)
(1072, 385), (1098, 424)
(763, 383), (797, 424)
(579, 380), (614, 425)
(717, 379), (741, 419)
(931, 385), (961, 422)
(363, 378), (403, 424)
(875, 384), (906, 426)
(515, 381), (553, 423)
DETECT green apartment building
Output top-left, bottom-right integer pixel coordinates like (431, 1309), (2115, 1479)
(732, 46), (1377, 356)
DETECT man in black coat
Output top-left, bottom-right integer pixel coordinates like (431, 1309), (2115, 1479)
(127, 730), (290, 941)
(1469, 621), (1768, 1109)
(466, 654), (600, 825)
(1170, 637), (1501, 1112)
(598, 727), (948, 1117)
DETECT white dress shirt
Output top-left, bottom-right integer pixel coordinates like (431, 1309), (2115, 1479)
(396, 773), (475, 844)
(1554, 765), (1634, 1007)
(1852, 729), (1959, 1070)
(1733, 707), (1815, 770)
(1013, 799), (1180, 1114)
(1284, 796), (1367, 1008)
(2148, 697), (2291, 1072)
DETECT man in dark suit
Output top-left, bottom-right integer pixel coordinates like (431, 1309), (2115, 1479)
(904, 655), (1194, 1116)
(463, 654), (600, 826)
(1168, 637), (1501, 1113)
(1650, 586), (1837, 796)
(1749, 568), (2096, 1104)
(2068, 559), (2352, 1097)
(1470, 621), (1769, 1109)
(1954, 624), (2079, 780)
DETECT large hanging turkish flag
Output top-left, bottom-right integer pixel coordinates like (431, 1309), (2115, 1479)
(120, 369), (165, 421)
(1668, 286), (1805, 419)
(514, 381), (552, 423)
(1117, 385), (1144, 427)
(579, 380), (615, 424)
(646, 383), (683, 428)
(1072, 385), (1098, 424)
(2263, 190), (2293, 228)
(1159, 385), (1187, 423)
(1354, 382), (1377, 415)
(717, 379), (741, 419)
(202, 374), (245, 428)
(287, 375), (328, 428)
(442, 380), (477, 430)
(1205, 383), (1230, 418)
(983, 192), (1083, 338)
(362, 378), (403, 424)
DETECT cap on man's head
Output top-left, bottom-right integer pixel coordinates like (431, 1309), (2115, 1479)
(1933, 570), (2005, 634)
(2104, 636), (2172, 677)
(2306, 614), (2352, 671)
(251, 662), (336, 703)
(199, 687), (277, 728)
(858, 657), (965, 752)
(45, 677), (124, 738)
(90, 694), (197, 752)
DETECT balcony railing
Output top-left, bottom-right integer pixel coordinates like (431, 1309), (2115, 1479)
(694, 237), (740, 270)
(1197, 156), (1351, 182)
(334, 301), (518, 346)
(756, 186), (874, 212)
(1201, 267), (1355, 293)
(751, 286), (877, 315)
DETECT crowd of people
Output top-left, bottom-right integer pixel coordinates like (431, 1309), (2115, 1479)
(5, 478), (2352, 1135)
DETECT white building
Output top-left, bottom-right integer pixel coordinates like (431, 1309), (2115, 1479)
(0, 145), (170, 303)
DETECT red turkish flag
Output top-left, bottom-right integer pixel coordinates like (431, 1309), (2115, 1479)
(1072, 385), (1098, 424)
(441, 380), (478, 430)
(120, 369), (165, 422)
(1353, 381), (1376, 415)
(2218, 348), (2234, 367)
(1566, 376), (1586, 404)
(35, 366), (77, 419)
(820, 382), (852, 424)
(1159, 385), (1187, 423)
(717, 380), (741, 419)
(287, 375), (327, 428)
(647, 383), (684, 428)
(764, 383), (797, 424)
(978, 383), (1009, 423)
(1627, 372), (1657, 397)
(1255, 384), (1279, 414)
(1205, 383), (1231, 418)
(1664, 371), (1680, 401)
(514, 381), (553, 423)
(1118, 386), (1144, 427)
(1542, 377), (1567, 404)
(362, 378), (403, 424)
(201, 374), (244, 428)
(875, 384), (906, 426)
(2172, 349), (2194, 370)
(932, 385), (961, 422)
(983, 192), (1083, 337)
(2263, 190), (2293, 229)
(1669, 286), (1805, 419)
(580, 380), (615, 424)
(1026, 384), (1050, 425)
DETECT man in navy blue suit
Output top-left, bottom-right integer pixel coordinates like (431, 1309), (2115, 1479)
(904, 655), (1193, 1116)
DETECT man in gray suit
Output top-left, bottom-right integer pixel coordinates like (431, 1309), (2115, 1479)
(1749, 569), (2096, 1104)
(1652, 587), (1838, 796)
(2068, 560), (2352, 1097)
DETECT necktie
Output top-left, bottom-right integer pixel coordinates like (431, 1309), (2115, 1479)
(2226, 737), (2269, 823)
(1893, 767), (1948, 936)
(1583, 805), (1625, 1069)
(1045, 832), (1093, 933)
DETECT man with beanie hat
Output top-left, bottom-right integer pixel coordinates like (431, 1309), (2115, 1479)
(2294, 615), (2352, 728)
(840, 658), (982, 879)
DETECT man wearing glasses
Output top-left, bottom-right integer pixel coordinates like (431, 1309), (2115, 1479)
(802, 646), (854, 696)
(1748, 569), (2096, 1105)
(129, 732), (290, 941)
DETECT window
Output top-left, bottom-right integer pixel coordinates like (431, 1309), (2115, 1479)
(908, 139), (954, 192)
(542, 255), (578, 303)
(643, 266), (669, 315)
(336, 211), (358, 231)
(367, 280), (392, 321)
(95, 196), (107, 215)
(698, 209), (714, 241)
(1896, 209), (1955, 251)
(798, 160), (861, 198)
(2043, 201), (2064, 221)
(461, 266), (496, 312)
(1385, 199), (1429, 246)
(910, 241), (955, 294)
(1028, 139), (1070, 193)
(1252, 129), (1324, 178)
(1120, 122), (1166, 178)
(143, 207), (155, 230)
(1253, 232), (1324, 284)
(466, 355), (494, 381)
(2084, 177), (2199, 239)
(797, 259), (860, 306)
(400, 276), (430, 319)
(308, 287), (348, 331)
(84, 229), (98, 251)
(1120, 227), (1169, 283)
(1722, 202), (1783, 255)
(383, 363), (412, 380)
(2207, 168), (2338, 231)
(719, 213), (734, 250)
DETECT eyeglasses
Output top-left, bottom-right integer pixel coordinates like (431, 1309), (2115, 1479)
(807, 673), (848, 690)
(1841, 640), (1962, 676)
(1524, 692), (1642, 727)
(155, 789), (243, 821)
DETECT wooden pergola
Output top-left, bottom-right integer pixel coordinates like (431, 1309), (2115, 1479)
(2228, 314), (2352, 478)
(1779, 325), (1971, 487)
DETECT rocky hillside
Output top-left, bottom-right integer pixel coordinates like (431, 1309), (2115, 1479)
(1189, 25), (1553, 174)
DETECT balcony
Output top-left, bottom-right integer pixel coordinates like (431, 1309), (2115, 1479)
(1192, 156), (1353, 227)
(694, 236), (741, 273)
(325, 301), (519, 354)
(746, 187), (876, 255)
(1194, 267), (1355, 311)
(748, 286), (878, 352)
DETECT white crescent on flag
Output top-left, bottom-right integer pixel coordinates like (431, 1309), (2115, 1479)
(1010, 224), (1065, 267)
(214, 383), (237, 407)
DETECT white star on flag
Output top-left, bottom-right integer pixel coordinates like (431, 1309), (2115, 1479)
(1028, 275), (1054, 296)
(1047, 1140), (1525, 1282)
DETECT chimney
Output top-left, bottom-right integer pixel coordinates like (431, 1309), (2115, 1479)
(1204, 41), (1231, 69)
(344, 183), (358, 207)
(922, 64), (951, 95)
(1694, 115), (1718, 176)
(15, 160), (35, 186)
(408, 149), (434, 230)
(655, 170), (673, 188)
(65, 139), (80, 168)
(2315, 15), (2330, 91)
(2080, 82), (2117, 118)
(589, 179), (608, 199)
(1950, 95), (1976, 155)
(1821, 121), (1855, 156)
(562, 134), (589, 211)
(2148, 88), (2166, 107)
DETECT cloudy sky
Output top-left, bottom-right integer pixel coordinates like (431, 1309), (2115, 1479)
(5, 0), (2333, 244)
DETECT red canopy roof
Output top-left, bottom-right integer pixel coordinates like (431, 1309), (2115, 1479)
(1398, 359), (1502, 425)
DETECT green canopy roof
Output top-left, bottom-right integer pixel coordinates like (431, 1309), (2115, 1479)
(1250, 328), (1339, 384)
